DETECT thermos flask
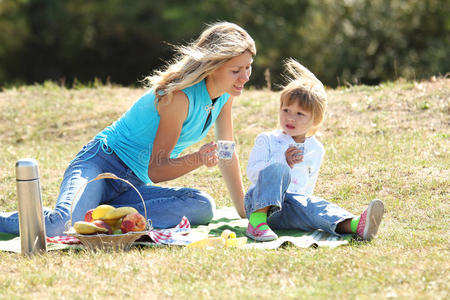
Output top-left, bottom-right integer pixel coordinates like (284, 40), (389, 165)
(16, 158), (47, 255)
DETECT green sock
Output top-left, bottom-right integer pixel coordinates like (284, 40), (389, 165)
(350, 216), (360, 233)
(249, 212), (269, 230)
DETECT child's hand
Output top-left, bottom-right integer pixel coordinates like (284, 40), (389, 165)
(198, 142), (218, 167)
(285, 146), (304, 168)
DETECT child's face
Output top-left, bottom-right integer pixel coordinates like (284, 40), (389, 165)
(279, 101), (314, 142)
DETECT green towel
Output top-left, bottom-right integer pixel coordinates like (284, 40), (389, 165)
(194, 207), (352, 249)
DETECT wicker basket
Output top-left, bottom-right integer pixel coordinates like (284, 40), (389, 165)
(64, 172), (152, 251)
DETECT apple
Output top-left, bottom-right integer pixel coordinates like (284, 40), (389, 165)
(92, 220), (112, 234)
(84, 209), (94, 222)
(120, 213), (146, 233)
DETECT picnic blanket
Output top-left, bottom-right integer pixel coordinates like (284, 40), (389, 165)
(0, 207), (352, 252)
(192, 207), (353, 249)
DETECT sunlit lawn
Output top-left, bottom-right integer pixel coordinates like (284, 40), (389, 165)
(0, 78), (448, 299)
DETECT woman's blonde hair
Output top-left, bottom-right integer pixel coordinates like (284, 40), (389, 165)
(280, 58), (327, 137)
(144, 22), (256, 102)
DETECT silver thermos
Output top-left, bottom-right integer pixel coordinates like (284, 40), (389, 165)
(16, 158), (47, 255)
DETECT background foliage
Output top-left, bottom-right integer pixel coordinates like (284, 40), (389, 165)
(0, 0), (449, 88)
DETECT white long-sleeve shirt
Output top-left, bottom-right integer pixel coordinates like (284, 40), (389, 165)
(246, 129), (325, 196)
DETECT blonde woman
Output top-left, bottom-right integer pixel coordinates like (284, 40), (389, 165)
(0, 22), (255, 236)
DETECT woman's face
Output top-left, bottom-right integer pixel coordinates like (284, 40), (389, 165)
(206, 50), (253, 98)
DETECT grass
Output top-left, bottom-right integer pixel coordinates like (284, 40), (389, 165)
(0, 77), (449, 299)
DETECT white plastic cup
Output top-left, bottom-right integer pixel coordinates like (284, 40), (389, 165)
(217, 140), (236, 160)
(290, 143), (305, 157)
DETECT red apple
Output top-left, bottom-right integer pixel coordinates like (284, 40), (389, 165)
(120, 213), (146, 233)
(92, 220), (112, 234)
(84, 209), (94, 222)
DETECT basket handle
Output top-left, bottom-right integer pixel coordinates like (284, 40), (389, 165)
(66, 172), (151, 231)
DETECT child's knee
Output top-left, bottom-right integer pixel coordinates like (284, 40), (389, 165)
(258, 163), (291, 186)
(264, 163), (290, 175)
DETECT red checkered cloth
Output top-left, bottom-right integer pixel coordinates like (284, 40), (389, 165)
(46, 235), (81, 244)
(46, 216), (191, 245)
(147, 216), (191, 245)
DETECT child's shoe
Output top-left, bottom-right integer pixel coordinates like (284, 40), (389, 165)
(356, 199), (385, 241)
(246, 222), (278, 242)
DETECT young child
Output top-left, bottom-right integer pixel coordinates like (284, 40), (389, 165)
(244, 58), (384, 242)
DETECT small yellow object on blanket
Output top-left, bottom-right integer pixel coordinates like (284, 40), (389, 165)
(187, 237), (225, 248)
(220, 229), (237, 240)
(225, 237), (247, 248)
(187, 230), (247, 249)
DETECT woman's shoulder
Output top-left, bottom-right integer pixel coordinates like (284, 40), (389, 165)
(182, 79), (230, 102)
(171, 90), (189, 104)
(157, 90), (189, 115)
(181, 80), (207, 98)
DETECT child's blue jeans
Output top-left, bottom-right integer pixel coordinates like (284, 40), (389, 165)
(0, 140), (215, 236)
(244, 163), (355, 236)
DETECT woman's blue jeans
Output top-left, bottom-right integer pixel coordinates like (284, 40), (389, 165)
(244, 163), (354, 236)
(0, 140), (215, 236)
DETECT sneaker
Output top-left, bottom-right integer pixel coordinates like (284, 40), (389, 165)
(356, 199), (385, 241)
(246, 222), (278, 242)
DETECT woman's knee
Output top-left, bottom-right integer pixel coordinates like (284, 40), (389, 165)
(188, 189), (216, 225)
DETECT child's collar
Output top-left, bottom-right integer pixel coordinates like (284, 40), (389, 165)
(275, 129), (311, 144)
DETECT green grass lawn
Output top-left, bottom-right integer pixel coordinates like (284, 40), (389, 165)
(0, 78), (448, 299)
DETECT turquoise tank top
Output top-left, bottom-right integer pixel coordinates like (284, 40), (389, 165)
(95, 80), (230, 184)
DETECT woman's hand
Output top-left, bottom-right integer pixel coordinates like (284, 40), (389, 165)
(285, 146), (304, 168)
(198, 142), (218, 167)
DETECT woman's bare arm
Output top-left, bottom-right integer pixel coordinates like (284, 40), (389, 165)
(215, 97), (246, 218)
(148, 91), (216, 183)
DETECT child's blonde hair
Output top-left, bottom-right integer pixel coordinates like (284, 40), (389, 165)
(280, 58), (327, 137)
(144, 22), (256, 103)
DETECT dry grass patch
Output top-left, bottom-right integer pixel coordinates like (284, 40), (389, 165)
(0, 78), (449, 299)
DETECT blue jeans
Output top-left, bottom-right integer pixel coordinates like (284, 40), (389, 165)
(0, 140), (215, 236)
(244, 163), (354, 236)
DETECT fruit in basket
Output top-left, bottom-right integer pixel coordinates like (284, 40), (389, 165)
(113, 229), (123, 235)
(84, 209), (94, 222)
(92, 220), (112, 234)
(102, 206), (138, 220)
(104, 218), (118, 226)
(105, 217), (123, 231)
(73, 221), (109, 235)
(92, 204), (115, 219)
(120, 212), (146, 233)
